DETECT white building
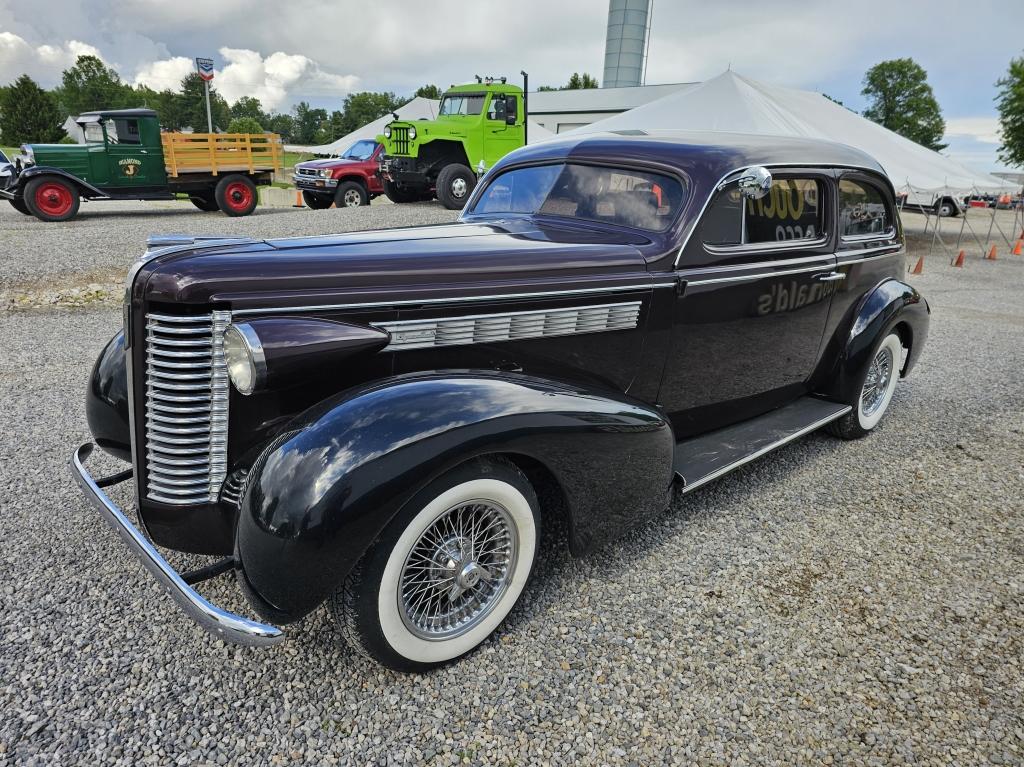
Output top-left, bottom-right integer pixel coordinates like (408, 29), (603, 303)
(526, 82), (694, 134)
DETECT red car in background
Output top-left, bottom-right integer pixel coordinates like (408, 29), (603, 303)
(293, 139), (384, 209)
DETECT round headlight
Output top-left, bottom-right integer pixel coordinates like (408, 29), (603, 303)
(408, 126), (417, 140)
(224, 323), (265, 395)
(384, 125), (392, 139)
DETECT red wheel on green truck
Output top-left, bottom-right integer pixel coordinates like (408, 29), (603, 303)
(25, 176), (80, 222)
(215, 175), (258, 217)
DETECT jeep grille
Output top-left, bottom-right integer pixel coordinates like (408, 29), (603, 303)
(391, 126), (411, 155)
(143, 310), (230, 505)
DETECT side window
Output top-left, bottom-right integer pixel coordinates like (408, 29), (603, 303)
(702, 178), (824, 247)
(105, 119), (142, 145)
(839, 178), (890, 238)
(487, 96), (507, 121)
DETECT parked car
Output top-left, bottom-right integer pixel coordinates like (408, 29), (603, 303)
(292, 139), (384, 209)
(0, 109), (281, 221)
(73, 131), (929, 670)
(897, 192), (963, 217)
(0, 148), (13, 193)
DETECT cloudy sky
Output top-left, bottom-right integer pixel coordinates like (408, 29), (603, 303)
(1, 0), (1021, 172)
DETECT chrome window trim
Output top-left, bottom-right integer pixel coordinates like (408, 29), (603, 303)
(678, 252), (834, 276)
(684, 263), (830, 287)
(703, 236), (829, 257)
(839, 228), (896, 244)
(232, 282), (673, 316)
(676, 246), (902, 287)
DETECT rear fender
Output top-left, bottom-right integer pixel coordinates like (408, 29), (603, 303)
(236, 372), (674, 622)
(816, 278), (930, 403)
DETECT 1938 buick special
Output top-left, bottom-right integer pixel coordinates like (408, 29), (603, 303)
(73, 131), (929, 670)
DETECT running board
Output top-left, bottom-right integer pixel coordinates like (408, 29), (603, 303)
(673, 397), (851, 493)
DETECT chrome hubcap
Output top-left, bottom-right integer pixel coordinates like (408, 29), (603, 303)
(343, 189), (361, 206)
(399, 500), (517, 640)
(861, 346), (894, 416)
(451, 177), (468, 198)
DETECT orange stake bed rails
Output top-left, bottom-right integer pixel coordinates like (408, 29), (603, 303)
(161, 132), (283, 177)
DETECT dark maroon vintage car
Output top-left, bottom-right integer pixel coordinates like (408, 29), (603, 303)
(73, 131), (929, 670)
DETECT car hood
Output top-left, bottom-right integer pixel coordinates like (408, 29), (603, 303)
(134, 219), (652, 307)
(296, 158), (363, 170)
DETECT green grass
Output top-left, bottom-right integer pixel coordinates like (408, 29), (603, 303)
(283, 151), (314, 169)
(1, 145), (19, 157)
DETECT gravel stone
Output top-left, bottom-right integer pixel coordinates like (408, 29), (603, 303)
(0, 202), (1022, 765)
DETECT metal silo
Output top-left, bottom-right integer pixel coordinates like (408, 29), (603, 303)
(602, 0), (652, 88)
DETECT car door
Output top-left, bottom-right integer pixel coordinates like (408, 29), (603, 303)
(659, 170), (840, 438)
(104, 118), (158, 188)
(484, 93), (524, 166)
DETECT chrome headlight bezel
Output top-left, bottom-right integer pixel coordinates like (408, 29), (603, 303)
(408, 126), (417, 140)
(383, 125), (392, 139)
(223, 323), (266, 395)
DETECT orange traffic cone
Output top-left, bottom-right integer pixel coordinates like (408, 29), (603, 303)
(952, 249), (965, 267)
(1013, 240), (1023, 256)
(987, 245), (998, 260)
(292, 191), (304, 208)
(909, 255), (924, 275)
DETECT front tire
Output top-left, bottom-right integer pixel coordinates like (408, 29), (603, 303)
(331, 458), (539, 671)
(334, 181), (368, 208)
(829, 332), (903, 439)
(215, 174), (258, 216)
(436, 164), (476, 210)
(24, 176), (80, 222)
(383, 179), (422, 204)
(302, 191), (333, 210)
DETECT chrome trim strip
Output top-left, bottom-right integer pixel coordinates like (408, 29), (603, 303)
(674, 246), (901, 288)
(71, 443), (284, 648)
(208, 311), (231, 501)
(232, 282), (671, 316)
(836, 246), (902, 263)
(678, 252), (834, 276)
(679, 405), (852, 494)
(685, 263), (830, 287)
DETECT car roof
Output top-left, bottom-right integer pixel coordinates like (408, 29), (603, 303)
(505, 129), (888, 180)
(76, 108), (159, 122)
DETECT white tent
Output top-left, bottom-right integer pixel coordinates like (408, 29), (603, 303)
(288, 96), (554, 155)
(564, 71), (1011, 201)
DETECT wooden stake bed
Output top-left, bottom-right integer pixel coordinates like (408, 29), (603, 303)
(161, 133), (283, 177)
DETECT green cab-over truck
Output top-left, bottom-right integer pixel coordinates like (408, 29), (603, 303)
(378, 75), (529, 209)
(2, 109), (282, 222)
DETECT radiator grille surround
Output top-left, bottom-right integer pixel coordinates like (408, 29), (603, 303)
(143, 310), (230, 505)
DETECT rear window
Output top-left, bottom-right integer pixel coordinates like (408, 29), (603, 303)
(702, 178), (823, 246)
(470, 163), (687, 232)
(839, 179), (891, 237)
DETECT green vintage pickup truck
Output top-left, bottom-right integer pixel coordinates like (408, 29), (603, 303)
(2, 108), (282, 222)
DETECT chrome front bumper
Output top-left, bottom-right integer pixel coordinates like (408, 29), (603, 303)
(71, 443), (284, 647)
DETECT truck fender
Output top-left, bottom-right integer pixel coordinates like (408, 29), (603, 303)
(15, 165), (107, 199)
(815, 278), (930, 403)
(235, 372), (675, 623)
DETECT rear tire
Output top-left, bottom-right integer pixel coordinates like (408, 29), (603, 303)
(436, 164), (476, 210)
(330, 458), (539, 671)
(8, 198), (31, 215)
(383, 179), (422, 204)
(828, 332), (903, 440)
(334, 181), (368, 208)
(302, 191), (333, 210)
(24, 176), (80, 222)
(215, 175), (258, 217)
(189, 192), (219, 212)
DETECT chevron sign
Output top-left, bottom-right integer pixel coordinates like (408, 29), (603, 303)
(195, 58), (214, 82)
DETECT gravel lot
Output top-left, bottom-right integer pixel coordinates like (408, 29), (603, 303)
(1, 201), (1023, 766)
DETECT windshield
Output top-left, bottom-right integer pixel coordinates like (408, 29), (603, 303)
(470, 163), (687, 232)
(0, 149), (8, 164)
(340, 139), (378, 160)
(439, 94), (485, 116)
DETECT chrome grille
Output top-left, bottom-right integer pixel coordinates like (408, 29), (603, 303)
(144, 310), (230, 505)
(374, 301), (642, 351)
(296, 166), (319, 177)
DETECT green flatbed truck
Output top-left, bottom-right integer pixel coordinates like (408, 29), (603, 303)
(1, 108), (282, 222)
(378, 75), (529, 210)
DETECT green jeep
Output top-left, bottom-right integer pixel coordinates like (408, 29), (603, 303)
(2, 108), (281, 222)
(378, 76), (528, 210)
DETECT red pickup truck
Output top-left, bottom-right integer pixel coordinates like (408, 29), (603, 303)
(293, 139), (384, 209)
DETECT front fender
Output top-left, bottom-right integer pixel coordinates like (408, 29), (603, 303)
(86, 331), (131, 462)
(817, 278), (930, 403)
(236, 372), (674, 622)
(15, 166), (107, 198)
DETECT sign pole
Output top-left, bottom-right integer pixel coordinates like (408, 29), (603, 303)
(203, 81), (213, 133)
(195, 57), (215, 133)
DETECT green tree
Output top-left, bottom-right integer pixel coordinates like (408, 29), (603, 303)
(266, 113), (295, 141)
(566, 72), (599, 90)
(227, 116), (265, 134)
(55, 55), (132, 115)
(292, 101), (329, 144)
(179, 73), (230, 131)
(230, 96), (269, 125)
(862, 58), (946, 151)
(414, 84), (441, 100)
(0, 75), (64, 144)
(995, 55), (1024, 168)
(338, 91), (405, 136)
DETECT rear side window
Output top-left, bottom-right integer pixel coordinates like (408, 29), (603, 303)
(702, 178), (823, 247)
(839, 179), (891, 237)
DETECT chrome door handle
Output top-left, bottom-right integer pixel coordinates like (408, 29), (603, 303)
(813, 272), (846, 282)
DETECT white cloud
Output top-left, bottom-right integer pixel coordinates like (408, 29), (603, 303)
(945, 117), (1002, 145)
(132, 56), (193, 92)
(214, 47), (359, 111)
(0, 31), (101, 83)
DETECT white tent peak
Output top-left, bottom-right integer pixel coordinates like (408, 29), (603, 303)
(564, 69), (1010, 197)
(288, 97), (554, 156)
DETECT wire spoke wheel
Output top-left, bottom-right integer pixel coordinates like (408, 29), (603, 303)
(399, 499), (518, 640)
(860, 345), (894, 417)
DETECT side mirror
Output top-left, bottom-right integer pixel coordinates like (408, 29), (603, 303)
(736, 166), (772, 199)
(505, 96), (518, 125)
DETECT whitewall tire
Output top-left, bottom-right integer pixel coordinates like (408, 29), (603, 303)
(829, 331), (904, 440)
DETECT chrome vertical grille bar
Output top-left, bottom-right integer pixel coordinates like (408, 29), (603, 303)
(143, 311), (230, 506)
